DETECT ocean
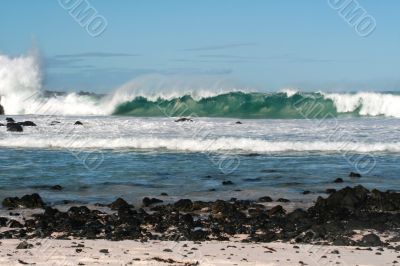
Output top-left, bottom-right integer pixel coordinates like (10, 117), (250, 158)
(1, 90), (400, 206)
(1, 53), (400, 205)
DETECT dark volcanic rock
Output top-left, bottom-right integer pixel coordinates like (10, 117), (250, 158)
(0, 185), (400, 246)
(50, 121), (61, 126)
(326, 188), (336, 194)
(9, 220), (23, 228)
(109, 198), (131, 210)
(332, 236), (356, 246)
(258, 196), (273, 202)
(222, 180), (234, 186)
(18, 121), (37, 126)
(369, 189), (400, 211)
(334, 178), (344, 183)
(142, 197), (163, 207)
(51, 185), (63, 191)
(189, 229), (208, 241)
(174, 117), (193, 122)
(277, 198), (290, 203)
(0, 104), (4, 115)
(349, 172), (362, 178)
(268, 205), (285, 216)
(6, 117), (15, 123)
(0, 217), (8, 227)
(6, 123), (23, 132)
(16, 241), (33, 249)
(174, 199), (193, 211)
(311, 186), (369, 214)
(2, 194), (45, 209)
(359, 234), (382, 247)
(74, 121), (83, 125)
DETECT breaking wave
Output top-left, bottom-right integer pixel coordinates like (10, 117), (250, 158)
(1, 53), (400, 118)
(113, 91), (400, 119)
(1, 136), (399, 153)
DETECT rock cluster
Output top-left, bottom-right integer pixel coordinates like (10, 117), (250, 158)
(1, 186), (399, 247)
(1, 117), (37, 132)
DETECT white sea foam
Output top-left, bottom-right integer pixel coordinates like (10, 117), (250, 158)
(0, 53), (42, 114)
(280, 88), (299, 97)
(2, 53), (400, 118)
(1, 116), (399, 153)
(0, 53), (244, 115)
(323, 92), (400, 117)
(107, 74), (245, 102)
(0, 135), (399, 153)
(0, 53), (108, 115)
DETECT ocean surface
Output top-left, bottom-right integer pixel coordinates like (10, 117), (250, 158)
(2, 49), (400, 207)
(1, 113), (400, 206)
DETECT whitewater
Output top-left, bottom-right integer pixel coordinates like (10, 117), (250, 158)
(1, 115), (400, 154)
(1, 53), (400, 118)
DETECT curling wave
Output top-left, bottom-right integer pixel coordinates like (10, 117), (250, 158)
(113, 91), (400, 119)
(2, 53), (400, 118)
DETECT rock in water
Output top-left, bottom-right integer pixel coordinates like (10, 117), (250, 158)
(2, 193), (45, 209)
(6, 117), (15, 123)
(174, 117), (193, 122)
(6, 123), (23, 132)
(258, 196), (273, 202)
(277, 198), (290, 203)
(51, 185), (63, 191)
(109, 198), (131, 210)
(349, 172), (362, 178)
(50, 121), (61, 126)
(142, 197), (163, 207)
(74, 121), (83, 125)
(18, 121), (37, 126)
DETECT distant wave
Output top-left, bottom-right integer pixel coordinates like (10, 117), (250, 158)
(2, 53), (400, 118)
(1, 136), (400, 153)
(113, 91), (400, 119)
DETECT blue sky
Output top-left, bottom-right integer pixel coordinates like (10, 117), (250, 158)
(0, 0), (399, 92)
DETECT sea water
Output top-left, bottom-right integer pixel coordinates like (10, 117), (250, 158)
(0, 115), (399, 205)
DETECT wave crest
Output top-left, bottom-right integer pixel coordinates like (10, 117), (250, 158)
(1, 53), (400, 118)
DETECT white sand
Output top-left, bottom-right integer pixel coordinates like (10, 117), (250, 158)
(0, 239), (398, 266)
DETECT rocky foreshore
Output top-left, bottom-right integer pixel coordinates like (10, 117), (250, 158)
(1, 185), (400, 249)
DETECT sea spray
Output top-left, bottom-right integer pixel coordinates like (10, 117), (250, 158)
(0, 53), (42, 114)
(2, 53), (400, 118)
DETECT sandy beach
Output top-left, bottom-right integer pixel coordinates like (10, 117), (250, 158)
(1, 185), (400, 266)
(1, 238), (399, 266)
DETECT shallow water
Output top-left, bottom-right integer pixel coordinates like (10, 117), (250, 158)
(0, 116), (399, 205)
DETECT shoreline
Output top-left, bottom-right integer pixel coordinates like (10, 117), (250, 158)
(1, 239), (399, 265)
(0, 186), (400, 256)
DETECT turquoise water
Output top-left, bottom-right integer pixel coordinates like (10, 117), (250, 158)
(112, 91), (400, 118)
